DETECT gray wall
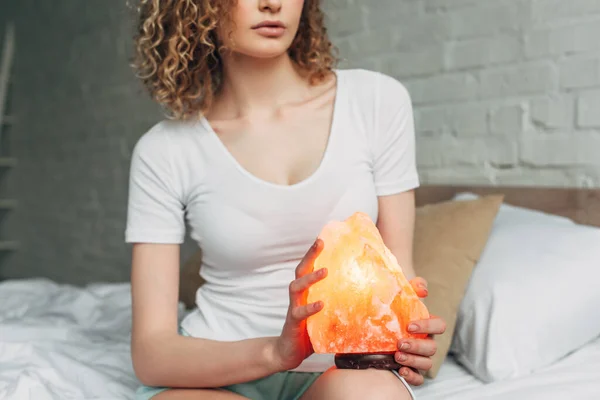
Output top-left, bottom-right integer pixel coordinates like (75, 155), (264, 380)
(1, 1), (165, 283)
(324, 0), (600, 186)
(1, 0), (599, 283)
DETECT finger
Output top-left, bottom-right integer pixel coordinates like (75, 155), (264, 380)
(410, 277), (428, 298)
(289, 268), (328, 303)
(397, 338), (437, 357)
(395, 352), (433, 372)
(398, 367), (424, 386)
(290, 301), (324, 321)
(295, 239), (324, 279)
(407, 315), (446, 335)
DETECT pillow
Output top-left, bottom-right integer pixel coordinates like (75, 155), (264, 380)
(179, 249), (205, 309)
(450, 194), (600, 382)
(178, 195), (504, 379)
(412, 195), (503, 378)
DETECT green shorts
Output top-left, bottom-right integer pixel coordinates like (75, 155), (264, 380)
(135, 371), (321, 400)
(135, 329), (416, 400)
(135, 328), (321, 400)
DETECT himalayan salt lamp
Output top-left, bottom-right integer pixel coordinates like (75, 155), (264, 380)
(307, 212), (429, 369)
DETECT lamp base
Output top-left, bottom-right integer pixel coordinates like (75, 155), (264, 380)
(334, 353), (400, 370)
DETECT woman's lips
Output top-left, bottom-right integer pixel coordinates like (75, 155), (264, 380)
(252, 21), (286, 38)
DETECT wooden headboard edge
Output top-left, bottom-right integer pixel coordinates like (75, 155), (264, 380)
(415, 185), (600, 228)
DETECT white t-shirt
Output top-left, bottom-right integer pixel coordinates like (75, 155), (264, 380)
(125, 69), (420, 372)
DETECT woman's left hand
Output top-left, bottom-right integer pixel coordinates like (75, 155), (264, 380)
(394, 277), (447, 386)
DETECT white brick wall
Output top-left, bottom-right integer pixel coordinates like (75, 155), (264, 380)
(324, 0), (600, 187)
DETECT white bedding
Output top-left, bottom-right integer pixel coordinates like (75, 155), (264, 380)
(413, 337), (600, 400)
(1, 279), (599, 400)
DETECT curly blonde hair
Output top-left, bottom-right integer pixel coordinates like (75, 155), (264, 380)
(132, 0), (337, 120)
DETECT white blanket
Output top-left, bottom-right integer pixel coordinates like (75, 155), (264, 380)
(0, 279), (139, 399)
(1, 279), (599, 400)
(414, 336), (600, 400)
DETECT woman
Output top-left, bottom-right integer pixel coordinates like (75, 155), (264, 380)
(127, 0), (446, 399)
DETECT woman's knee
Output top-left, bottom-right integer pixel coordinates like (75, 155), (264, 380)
(302, 368), (413, 400)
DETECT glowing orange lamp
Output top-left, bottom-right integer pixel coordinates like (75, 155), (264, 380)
(307, 212), (430, 369)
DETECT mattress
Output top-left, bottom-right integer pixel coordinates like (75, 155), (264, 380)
(1, 279), (599, 399)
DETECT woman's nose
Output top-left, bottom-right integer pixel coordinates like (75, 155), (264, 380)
(259, 0), (283, 13)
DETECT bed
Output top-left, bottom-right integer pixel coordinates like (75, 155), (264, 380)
(1, 185), (599, 400)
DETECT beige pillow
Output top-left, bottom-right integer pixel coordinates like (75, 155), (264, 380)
(179, 249), (204, 309)
(179, 195), (503, 379)
(414, 195), (503, 378)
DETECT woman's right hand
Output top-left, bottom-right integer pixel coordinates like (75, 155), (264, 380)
(273, 238), (328, 371)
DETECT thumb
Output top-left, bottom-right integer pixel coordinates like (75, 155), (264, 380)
(410, 277), (428, 298)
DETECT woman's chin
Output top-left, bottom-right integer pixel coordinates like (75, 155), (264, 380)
(235, 41), (293, 60)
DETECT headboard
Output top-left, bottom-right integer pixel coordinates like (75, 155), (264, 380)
(415, 185), (600, 228)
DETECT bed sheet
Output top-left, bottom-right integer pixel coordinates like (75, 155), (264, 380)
(0, 279), (139, 399)
(415, 336), (600, 399)
(1, 279), (599, 400)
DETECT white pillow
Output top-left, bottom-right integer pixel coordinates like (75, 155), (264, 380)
(450, 193), (600, 382)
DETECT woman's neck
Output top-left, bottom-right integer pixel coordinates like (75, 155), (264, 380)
(214, 53), (312, 119)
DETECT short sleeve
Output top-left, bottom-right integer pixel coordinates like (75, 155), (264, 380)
(372, 73), (420, 196)
(125, 127), (186, 244)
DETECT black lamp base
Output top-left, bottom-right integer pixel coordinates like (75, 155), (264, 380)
(334, 353), (400, 370)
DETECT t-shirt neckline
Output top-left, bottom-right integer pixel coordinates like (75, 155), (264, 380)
(199, 70), (344, 191)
